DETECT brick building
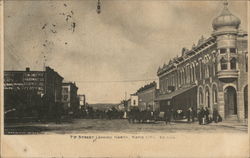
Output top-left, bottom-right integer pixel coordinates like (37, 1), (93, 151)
(4, 67), (63, 119)
(61, 82), (79, 115)
(78, 94), (86, 109)
(136, 81), (159, 111)
(156, 2), (248, 121)
(130, 94), (138, 107)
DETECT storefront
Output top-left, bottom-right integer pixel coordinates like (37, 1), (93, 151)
(155, 85), (197, 112)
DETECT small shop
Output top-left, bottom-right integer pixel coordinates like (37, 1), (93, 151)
(155, 85), (197, 113)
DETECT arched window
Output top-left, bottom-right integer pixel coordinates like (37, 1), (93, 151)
(199, 87), (203, 105)
(220, 57), (227, 70)
(230, 58), (236, 70)
(205, 65), (209, 78)
(205, 87), (210, 108)
(199, 60), (202, 79)
(193, 64), (196, 81)
(166, 78), (168, 91)
(190, 66), (193, 83)
(246, 53), (248, 72)
(212, 64), (216, 76)
(179, 70), (181, 85)
(182, 68), (186, 84)
(212, 85), (218, 104)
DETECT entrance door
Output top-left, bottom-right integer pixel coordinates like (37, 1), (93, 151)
(224, 86), (237, 117)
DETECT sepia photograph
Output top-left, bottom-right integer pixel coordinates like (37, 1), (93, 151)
(0, 0), (249, 157)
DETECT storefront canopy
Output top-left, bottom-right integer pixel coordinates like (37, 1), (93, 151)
(155, 85), (197, 101)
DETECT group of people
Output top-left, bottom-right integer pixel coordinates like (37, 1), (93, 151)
(197, 107), (222, 125)
(164, 107), (196, 124)
(163, 106), (222, 125)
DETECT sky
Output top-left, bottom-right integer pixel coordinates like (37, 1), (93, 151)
(4, 0), (248, 104)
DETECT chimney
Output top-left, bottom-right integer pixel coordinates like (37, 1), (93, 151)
(26, 67), (30, 72)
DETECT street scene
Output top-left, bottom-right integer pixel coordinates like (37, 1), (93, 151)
(4, 119), (247, 134)
(3, 0), (248, 135)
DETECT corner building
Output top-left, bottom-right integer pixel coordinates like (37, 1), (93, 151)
(156, 2), (248, 121)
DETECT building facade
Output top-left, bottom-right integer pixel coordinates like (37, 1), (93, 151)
(4, 67), (63, 118)
(78, 94), (86, 109)
(136, 82), (159, 111)
(130, 94), (138, 107)
(156, 2), (248, 121)
(61, 82), (79, 114)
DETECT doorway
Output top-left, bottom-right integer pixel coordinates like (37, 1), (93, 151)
(224, 86), (237, 117)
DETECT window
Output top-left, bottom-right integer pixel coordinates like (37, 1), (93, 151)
(246, 53), (248, 72)
(205, 88), (210, 108)
(230, 48), (236, 53)
(190, 66), (193, 82)
(213, 64), (216, 76)
(230, 58), (236, 70)
(63, 95), (68, 101)
(213, 85), (218, 104)
(220, 58), (227, 70)
(133, 100), (136, 105)
(205, 65), (209, 78)
(220, 48), (227, 54)
(199, 88), (203, 105)
(199, 60), (202, 80)
(63, 87), (69, 93)
(13, 73), (23, 83)
(165, 79), (168, 91)
(193, 65), (196, 81)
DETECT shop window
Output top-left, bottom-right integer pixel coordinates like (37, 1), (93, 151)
(230, 48), (236, 53)
(220, 58), (227, 70)
(230, 58), (236, 70)
(220, 48), (227, 54)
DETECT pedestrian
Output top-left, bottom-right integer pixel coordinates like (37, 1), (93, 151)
(204, 107), (210, 124)
(213, 108), (219, 123)
(197, 108), (202, 125)
(191, 107), (195, 122)
(186, 107), (191, 122)
(165, 109), (171, 124)
(200, 107), (205, 125)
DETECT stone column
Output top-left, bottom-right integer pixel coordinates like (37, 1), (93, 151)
(227, 49), (230, 70)
(237, 91), (244, 121)
(217, 91), (225, 119)
(217, 59), (221, 71)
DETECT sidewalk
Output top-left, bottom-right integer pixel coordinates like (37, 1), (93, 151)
(208, 120), (248, 131)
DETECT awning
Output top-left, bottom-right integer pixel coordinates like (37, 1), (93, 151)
(155, 85), (197, 101)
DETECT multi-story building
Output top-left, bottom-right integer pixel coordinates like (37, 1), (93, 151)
(4, 67), (63, 118)
(136, 81), (159, 111)
(78, 94), (86, 109)
(156, 2), (248, 121)
(4, 67), (63, 99)
(130, 94), (138, 107)
(61, 82), (79, 114)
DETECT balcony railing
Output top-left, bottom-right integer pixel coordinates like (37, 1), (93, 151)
(217, 70), (239, 79)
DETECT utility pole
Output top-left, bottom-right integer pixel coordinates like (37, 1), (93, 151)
(125, 91), (127, 101)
